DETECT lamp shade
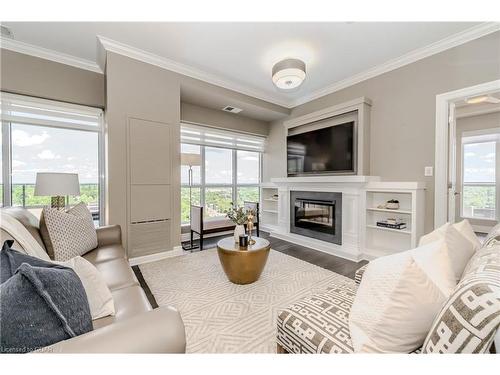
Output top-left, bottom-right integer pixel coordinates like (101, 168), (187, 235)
(181, 153), (201, 167)
(34, 173), (80, 196)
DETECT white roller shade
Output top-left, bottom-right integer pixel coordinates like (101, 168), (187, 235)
(181, 123), (266, 152)
(0, 92), (102, 130)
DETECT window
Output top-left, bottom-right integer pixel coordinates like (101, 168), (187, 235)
(180, 123), (264, 224)
(461, 131), (499, 221)
(1, 93), (104, 223)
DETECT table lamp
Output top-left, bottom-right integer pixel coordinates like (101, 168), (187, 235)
(34, 172), (80, 210)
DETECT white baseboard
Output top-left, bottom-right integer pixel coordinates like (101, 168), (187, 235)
(129, 246), (184, 266)
(270, 230), (361, 262)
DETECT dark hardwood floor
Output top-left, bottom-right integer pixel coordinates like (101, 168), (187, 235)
(182, 231), (368, 280)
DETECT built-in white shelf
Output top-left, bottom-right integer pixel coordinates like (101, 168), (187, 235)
(364, 182), (426, 260)
(366, 207), (412, 215)
(366, 224), (411, 235)
(260, 184), (279, 231)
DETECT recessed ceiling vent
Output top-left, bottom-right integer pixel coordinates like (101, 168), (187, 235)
(1, 25), (14, 39)
(222, 106), (242, 114)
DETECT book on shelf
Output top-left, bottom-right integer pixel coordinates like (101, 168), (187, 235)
(376, 220), (407, 230)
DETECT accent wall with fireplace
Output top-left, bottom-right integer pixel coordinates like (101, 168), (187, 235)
(267, 176), (426, 261)
(261, 97), (426, 261)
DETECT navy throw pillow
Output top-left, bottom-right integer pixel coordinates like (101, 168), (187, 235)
(0, 262), (93, 353)
(1, 240), (62, 284)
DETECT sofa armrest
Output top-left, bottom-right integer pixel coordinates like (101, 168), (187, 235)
(96, 225), (122, 247)
(354, 264), (369, 285)
(39, 306), (186, 353)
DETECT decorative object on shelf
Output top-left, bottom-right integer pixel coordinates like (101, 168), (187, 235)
(377, 220), (406, 229)
(239, 234), (248, 249)
(272, 58), (306, 90)
(377, 199), (400, 210)
(272, 194), (279, 200)
(226, 203), (247, 243)
(181, 152), (202, 251)
(34, 172), (80, 210)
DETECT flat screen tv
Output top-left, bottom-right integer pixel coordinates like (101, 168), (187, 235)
(287, 121), (355, 176)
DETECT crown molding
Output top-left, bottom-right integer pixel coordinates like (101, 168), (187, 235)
(0, 36), (102, 73)
(97, 35), (291, 108)
(1, 22), (498, 110)
(290, 22), (500, 107)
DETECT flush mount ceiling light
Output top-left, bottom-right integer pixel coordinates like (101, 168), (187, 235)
(465, 95), (500, 105)
(272, 58), (306, 90)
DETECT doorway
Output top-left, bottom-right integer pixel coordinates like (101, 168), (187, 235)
(434, 80), (500, 231)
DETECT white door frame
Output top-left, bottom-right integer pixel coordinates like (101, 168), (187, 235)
(434, 79), (500, 228)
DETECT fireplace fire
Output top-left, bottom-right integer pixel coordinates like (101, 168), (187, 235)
(290, 191), (342, 245)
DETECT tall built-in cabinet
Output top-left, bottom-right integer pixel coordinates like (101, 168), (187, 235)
(127, 118), (175, 258)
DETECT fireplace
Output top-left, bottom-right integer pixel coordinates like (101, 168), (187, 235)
(290, 191), (342, 245)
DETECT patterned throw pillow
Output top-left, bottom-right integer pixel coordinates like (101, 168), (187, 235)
(40, 203), (98, 261)
(422, 242), (500, 353)
(483, 223), (500, 248)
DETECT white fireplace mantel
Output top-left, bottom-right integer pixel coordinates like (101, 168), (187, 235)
(266, 175), (424, 262)
(271, 175), (380, 185)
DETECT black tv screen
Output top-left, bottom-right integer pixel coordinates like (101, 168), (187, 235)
(287, 122), (355, 175)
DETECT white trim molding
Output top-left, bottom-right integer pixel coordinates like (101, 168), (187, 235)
(291, 22), (500, 107)
(96, 36), (291, 108)
(128, 246), (184, 266)
(0, 36), (102, 73)
(434, 79), (500, 228)
(1, 22), (498, 109)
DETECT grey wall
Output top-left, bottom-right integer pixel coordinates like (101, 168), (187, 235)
(181, 102), (270, 136)
(0, 49), (105, 108)
(105, 52), (181, 253)
(264, 31), (500, 232)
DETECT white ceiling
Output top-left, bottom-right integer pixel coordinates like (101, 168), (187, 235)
(1, 22), (492, 108)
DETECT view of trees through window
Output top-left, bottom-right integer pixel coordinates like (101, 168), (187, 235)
(462, 141), (497, 220)
(2, 122), (101, 219)
(181, 143), (261, 223)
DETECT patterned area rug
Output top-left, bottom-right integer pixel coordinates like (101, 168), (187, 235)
(139, 248), (354, 353)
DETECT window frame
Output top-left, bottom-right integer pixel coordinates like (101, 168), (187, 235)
(460, 134), (500, 222)
(1, 95), (105, 225)
(181, 143), (262, 224)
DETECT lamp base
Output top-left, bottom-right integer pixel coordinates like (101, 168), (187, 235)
(51, 196), (66, 210)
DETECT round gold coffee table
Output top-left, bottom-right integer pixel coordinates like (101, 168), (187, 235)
(216, 237), (271, 285)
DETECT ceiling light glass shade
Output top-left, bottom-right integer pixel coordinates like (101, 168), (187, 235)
(465, 95), (489, 104)
(272, 59), (306, 90)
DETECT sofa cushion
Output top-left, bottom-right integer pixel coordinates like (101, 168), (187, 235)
(82, 245), (126, 265)
(92, 285), (152, 329)
(1, 207), (46, 251)
(40, 203), (98, 261)
(0, 263), (92, 353)
(92, 257), (138, 292)
(422, 242), (500, 353)
(277, 282), (357, 353)
(349, 240), (456, 353)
